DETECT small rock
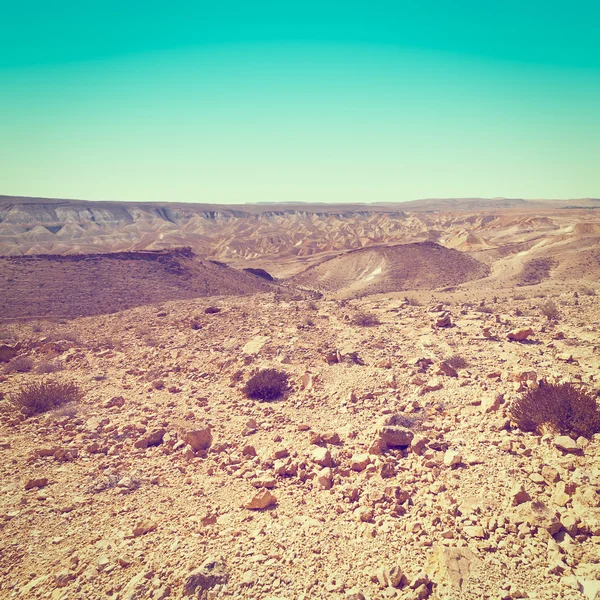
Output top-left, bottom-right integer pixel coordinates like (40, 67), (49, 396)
(245, 489), (277, 510)
(443, 451), (462, 467)
(132, 520), (157, 537)
(350, 454), (371, 472)
(312, 447), (333, 467)
(508, 328), (534, 342)
(180, 426), (212, 451)
(553, 436), (581, 454)
(24, 477), (48, 490)
(183, 557), (229, 597)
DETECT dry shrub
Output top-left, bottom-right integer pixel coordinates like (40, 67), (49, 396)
(244, 369), (288, 401)
(0, 345), (19, 363)
(510, 381), (600, 439)
(351, 311), (380, 326)
(404, 296), (423, 307)
(205, 306), (221, 314)
(540, 299), (560, 321)
(9, 379), (83, 417)
(444, 354), (469, 370)
(5, 356), (34, 374)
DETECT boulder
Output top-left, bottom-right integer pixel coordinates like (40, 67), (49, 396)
(553, 436), (581, 454)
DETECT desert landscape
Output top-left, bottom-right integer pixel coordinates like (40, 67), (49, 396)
(1, 196), (600, 600)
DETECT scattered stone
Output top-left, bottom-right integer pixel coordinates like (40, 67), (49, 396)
(350, 454), (371, 472)
(132, 520), (157, 537)
(245, 489), (277, 510)
(553, 436), (581, 454)
(134, 428), (166, 449)
(24, 477), (48, 490)
(312, 447), (333, 467)
(443, 450), (462, 467)
(181, 425), (213, 451)
(183, 557), (229, 598)
(508, 328), (534, 342)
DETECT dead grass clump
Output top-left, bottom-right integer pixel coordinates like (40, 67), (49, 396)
(510, 381), (600, 439)
(9, 379), (83, 417)
(4, 356), (34, 374)
(404, 296), (423, 307)
(351, 311), (380, 327)
(244, 369), (289, 401)
(540, 299), (560, 321)
(444, 354), (469, 370)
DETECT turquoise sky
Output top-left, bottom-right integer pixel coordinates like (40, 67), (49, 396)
(1, 1), (599, 203)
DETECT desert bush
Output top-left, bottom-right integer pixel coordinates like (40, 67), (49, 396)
(35, 359), (63, 374)
(244, 369), (288, 401)
(0, 345), (19, 363)
(476, 305), (494, 314)
(9, 379), (83, 417)
(351, 311), (380, 326)
(4, 356), (34, 374)
(510, 381), (600, 439)
(205, 306), (221, 314)
(444, 354), (469, 370)
(540, 299), (560, 321)
(404, 296), (423, 307)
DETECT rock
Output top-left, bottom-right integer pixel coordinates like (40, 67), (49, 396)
(437, 361), (458, 378)
(510, 484), (531, 506)
(379, 415), (414, 448)
(428, 546), (480, 592)
(411, 435), (429, 455)
(463, 525), (485, 538)
(374, 566), (404, 589)
(312, 447), (333, 467)
(553, 436), (581, 454)
(350, 454), (371, 472)
(242, 336), (269, 355)
(510, 500), (562, 535)
(134, 428), (166, 449)
(316, 467), (333, 490)
(245, 489), (277, 509)
(345, 588), (366, 600)
(508, 328), (534, 342)
(182, 426), (213, 451)
(435, 314), (452, 328)
(104, 395), (125, 408)
(132, 520), (157, 537)
(481, 393), (503, 413)
(183, 557), (229, 598)
(443, 450), (462, 467)
(579, 578), (600, 600)
(54, 569), (74, 587)
(541, 465), (560, 483)
(24, 477), (48, 490)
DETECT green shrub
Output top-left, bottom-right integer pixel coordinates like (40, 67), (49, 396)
(244, 369), (288, 401)
(510, 381), (600, 439)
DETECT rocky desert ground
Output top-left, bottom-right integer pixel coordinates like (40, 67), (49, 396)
(1, 196), (600, 600)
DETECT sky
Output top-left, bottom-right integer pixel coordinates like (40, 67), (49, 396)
(1, 1), (599, 204)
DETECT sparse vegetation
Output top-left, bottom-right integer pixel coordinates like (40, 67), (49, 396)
(581, 285), (596, 296)
(404, 296), (423, 307)
(540, 299), (560, 321)
(244, 369), (289, 401)
(0, 345), (19, 363)
(510, 381), (600, 439)
(4, 356), (34, 374)
(351, 310), (380, 326)
(9, 379), (83, 417)
(444, 354), (469, 370)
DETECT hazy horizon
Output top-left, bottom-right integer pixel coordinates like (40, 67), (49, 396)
(1, 1), (599, 204)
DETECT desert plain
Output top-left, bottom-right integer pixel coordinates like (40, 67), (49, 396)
(1, 195), (600, 600)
